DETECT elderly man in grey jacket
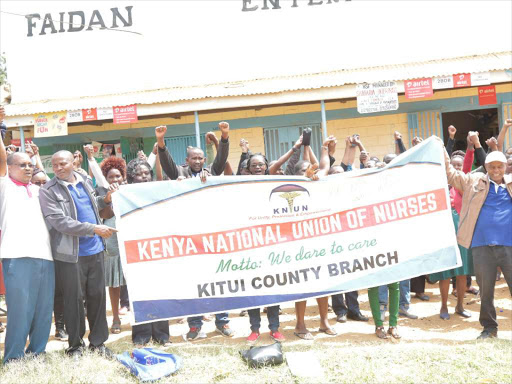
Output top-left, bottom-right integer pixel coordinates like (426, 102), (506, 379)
(39, 150), (117, 358)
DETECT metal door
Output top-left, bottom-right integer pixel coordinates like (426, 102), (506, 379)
(407, 111), (442, 147)
(264, 125), (322, 162)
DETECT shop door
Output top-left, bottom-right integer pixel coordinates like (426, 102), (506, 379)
(441, 108), (499, 152)
(264, 125), (322, 162)
(407, 111), (442, 148)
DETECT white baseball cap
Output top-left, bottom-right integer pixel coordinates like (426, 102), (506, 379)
(485, 151), (507, 164)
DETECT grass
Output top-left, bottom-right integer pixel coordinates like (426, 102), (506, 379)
(0, 337), (511, 383)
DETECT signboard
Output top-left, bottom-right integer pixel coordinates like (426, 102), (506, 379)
(432, 76), (454, 90)
(82, 108), (98, 121)
(453, 73), (471, 88)
(113, 138), (460, 324)
(39, 154), (54, 175)
(67, 110), (83, 123)
(97, 107), (114, 120)
(471, 72), (491, 86)
(478, 85), (497, 105)
(404, 78), (433, 99)
(356, 82), (399, 114)
(10, 138), (32, 146)
(113, 104), (138, 124)
(34, 111), (68, 138)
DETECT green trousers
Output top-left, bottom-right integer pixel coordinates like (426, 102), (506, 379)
(368, 282), (399, 327)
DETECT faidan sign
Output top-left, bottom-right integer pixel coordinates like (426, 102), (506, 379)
(25, 6), (133, 37)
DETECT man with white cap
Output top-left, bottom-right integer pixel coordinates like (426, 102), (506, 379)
(440, 131), (512, 339)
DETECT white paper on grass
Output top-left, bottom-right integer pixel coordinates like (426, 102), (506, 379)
(286, 351), (324, 378)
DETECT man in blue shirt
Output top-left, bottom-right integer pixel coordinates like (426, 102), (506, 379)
(443, 134), (512, 340)
(39, 151), (117, 357)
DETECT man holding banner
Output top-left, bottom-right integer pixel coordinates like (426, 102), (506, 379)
(155, 122), (234, 340)
(441, 136), (512, 340)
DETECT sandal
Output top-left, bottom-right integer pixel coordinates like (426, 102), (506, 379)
(387, 326), (401, 339)
(319, 327), (337, 336)
(466, 287), (479, 295)
(375, 326), (387, 339)
(294, 331), (314, 340)
(110, 321), (121, 334)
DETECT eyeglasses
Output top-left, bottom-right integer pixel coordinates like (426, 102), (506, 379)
(33, 181), (46, 186)
(13, 163), (35, 169)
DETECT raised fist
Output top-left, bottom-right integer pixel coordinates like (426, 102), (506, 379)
(218, 122), (229, 138)
(448, 125), (456, 138)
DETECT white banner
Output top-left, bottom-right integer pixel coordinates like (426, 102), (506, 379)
(113, 138), (461, 324)
(356, 82), (399, 114)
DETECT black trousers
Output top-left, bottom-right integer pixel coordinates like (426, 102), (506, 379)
(410, 275), (426, 293)
(54, 274), (65, 331)
(120, 285), (130, 309)
(332, 291), (360, 316)
(132, 321), (170, 345)
(55, 253), (108, 353)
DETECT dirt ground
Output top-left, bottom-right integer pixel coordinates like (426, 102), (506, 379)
(1, 278), (511, 353)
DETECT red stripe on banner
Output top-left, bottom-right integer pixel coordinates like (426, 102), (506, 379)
(125, 189), (447, 264)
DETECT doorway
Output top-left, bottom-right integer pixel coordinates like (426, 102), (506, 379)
(442, 108), (499, 152)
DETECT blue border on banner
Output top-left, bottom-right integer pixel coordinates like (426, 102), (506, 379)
(132, 245), (458, 323)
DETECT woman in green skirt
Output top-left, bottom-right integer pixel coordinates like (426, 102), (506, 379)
(429, 155), (473, 320)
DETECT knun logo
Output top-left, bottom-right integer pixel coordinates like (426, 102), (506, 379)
(269, 184), (310, 215)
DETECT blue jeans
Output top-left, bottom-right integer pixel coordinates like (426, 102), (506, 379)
(187, 313), (229, 329)
(331, 291), (360, 316)
(248, 306), (280, 332)
(379, 280), (410, 310)
(2, 258), (55, 363)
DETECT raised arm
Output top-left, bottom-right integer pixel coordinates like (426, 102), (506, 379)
(269, 135), (302, 175)
(305, 145), (319, 168)
(205, 132), (219, 166)
(443, 133), (479, 192)
(237, 138), (250, 175)
(210, 122), (230, 176)
(317, 136), (335, 177)
(0, 106), (6, 177)
(497, 119), (512, 151)
(446, 125), (456, 157)
(155, 125), (180, 180)
(84, 144), (109, 188)
(394, 131), (407, 155)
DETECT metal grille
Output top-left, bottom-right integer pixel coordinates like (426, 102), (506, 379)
(264, 125), (322, 162)
(407, 111), (442, 147)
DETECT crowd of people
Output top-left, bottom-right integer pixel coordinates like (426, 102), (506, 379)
(0, 104), (511, 364)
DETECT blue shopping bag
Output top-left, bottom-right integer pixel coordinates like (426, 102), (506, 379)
(116, 348), (182, 382)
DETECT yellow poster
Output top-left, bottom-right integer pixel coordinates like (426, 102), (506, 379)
(34, 111), (68, 138)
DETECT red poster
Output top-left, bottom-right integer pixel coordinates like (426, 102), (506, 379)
(453, 73), (471, 88)
(10, 138), (32, 146)
(478, 85), (497, 106)
(113, 104), (138, 124)
(82, 108), (98, 121)
(404, 78), (433, 99)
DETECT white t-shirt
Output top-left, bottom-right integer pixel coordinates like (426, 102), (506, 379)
(0, 174), (53, 260)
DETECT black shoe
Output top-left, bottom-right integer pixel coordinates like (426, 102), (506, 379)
(348, 312), (369, 322)
(89, 344), (114, 359)
(66, 347), (84, 360)
(55, 328), (68, 341)
(336, 314), (347, 323)
(477, 329), (497, 340)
